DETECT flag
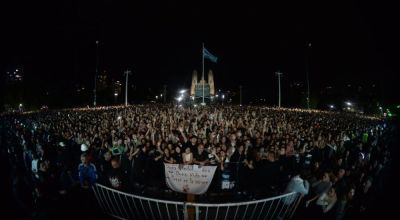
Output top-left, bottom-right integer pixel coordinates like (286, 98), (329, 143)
(203, 47), (218, 63)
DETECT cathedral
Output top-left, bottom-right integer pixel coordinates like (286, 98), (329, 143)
(190, 69), (215, 102)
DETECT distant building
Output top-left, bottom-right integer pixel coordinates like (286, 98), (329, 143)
(113, 80), (122, 96)
(190, 69), (215, 101)
(97, 70), (109, 91)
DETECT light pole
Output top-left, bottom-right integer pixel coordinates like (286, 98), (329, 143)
(201, 43), (206, 106)
(163, 85), (167, 103)
(124, 69), (132, 106)
(275, 71), (283, 108)
(239, 85), (242, 106)
(306, 42), (311, 109)
(94, 40), (100, 107)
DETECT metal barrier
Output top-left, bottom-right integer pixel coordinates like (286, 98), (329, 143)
(92, 183), (302, 220)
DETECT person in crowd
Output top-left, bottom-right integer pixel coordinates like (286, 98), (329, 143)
(173, 146), (183, 164)
(107, 157), (127, 190)
(163, 148), (174, 164)
(78, 153), (97, 188)
(98, 151), (112, 183)
(307, 187), (337, 219)
(285, 168), (310, 195)
(182, 147), (193, 165)
(284, 168), (310, 206)
(335, 186), (356, 220)
(0, 104), (388, 220)
(305, 172), (332, 207)
(193, 144), (209, 165)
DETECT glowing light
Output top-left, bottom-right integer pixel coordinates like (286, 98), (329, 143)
(176, 96), (183, 102)
(114, 92), (118, 96)
(345, 101), (352, 106)
(179, 89), (186, 94)
(329, 105), (334, 109)
(117, 116), (122, 120)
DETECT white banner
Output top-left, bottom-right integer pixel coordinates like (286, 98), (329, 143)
(164, 164), (217, 195)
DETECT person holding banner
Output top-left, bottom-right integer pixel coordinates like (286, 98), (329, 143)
(182, 147), (193, 165)
(193, 144), (210, 166)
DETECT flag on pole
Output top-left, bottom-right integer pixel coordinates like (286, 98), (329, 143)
(203, 47), (218, 63)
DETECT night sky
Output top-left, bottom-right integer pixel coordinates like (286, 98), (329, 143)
(2, 0), (399, 107)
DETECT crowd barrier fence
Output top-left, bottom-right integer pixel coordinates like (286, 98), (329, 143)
(92, 183), (302, 220)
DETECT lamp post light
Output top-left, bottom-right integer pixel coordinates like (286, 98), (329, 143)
(239, 85), (243, 106)
(306, 42), (311, 109)
(114, 92), (118, 104)
(275, 71), (283, 108)
(94, 40), (100, 107)
(124, 69), (132, 106)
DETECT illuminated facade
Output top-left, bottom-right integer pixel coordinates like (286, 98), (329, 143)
(190, 69), (215, 100)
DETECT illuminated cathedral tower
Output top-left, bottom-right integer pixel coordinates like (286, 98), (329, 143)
(190, 69), (216, 101)
(208, 70), (215, 96)
(190, 70), (198, 96)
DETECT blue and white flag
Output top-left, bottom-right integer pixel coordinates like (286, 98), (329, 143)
(203, 47), (218, 63)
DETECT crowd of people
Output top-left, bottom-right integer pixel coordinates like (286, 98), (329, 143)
(0, 104), (394, 220)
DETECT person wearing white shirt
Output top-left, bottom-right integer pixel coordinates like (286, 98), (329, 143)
(284, 170), (310, 205)
(31, 154), (39, 179)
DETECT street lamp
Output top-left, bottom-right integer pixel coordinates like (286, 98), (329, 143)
(275, 71), (283, 108)
(176, 96), (183, 102)
(124, 69), (132, 106)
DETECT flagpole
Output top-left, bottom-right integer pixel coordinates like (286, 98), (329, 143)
(202, 43), (205, 105)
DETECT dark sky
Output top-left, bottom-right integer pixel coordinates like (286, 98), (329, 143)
(2, 0), (399, 105)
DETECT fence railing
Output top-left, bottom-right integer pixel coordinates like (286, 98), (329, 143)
(92, 183), (302, 220)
